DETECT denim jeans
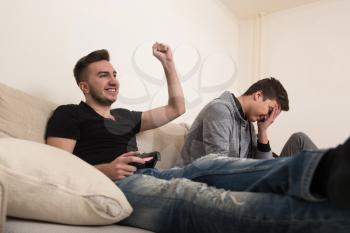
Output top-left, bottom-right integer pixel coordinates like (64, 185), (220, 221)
(117, 150), (350, 233)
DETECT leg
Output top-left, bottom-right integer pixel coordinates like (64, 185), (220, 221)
(280, 132), (318, 157)
(139, 137), (350, 206)
(117, 175), (350, 233)
(325, 137), (350, 207)
(139, 151), (324, 201)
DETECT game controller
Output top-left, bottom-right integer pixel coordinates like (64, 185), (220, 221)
(129, 151), (161, 169)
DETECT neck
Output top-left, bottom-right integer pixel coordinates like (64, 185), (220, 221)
(238, 95), (248, 116)
(85, 99), (113, 119)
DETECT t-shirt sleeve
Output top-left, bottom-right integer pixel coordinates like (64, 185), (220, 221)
(45, 105), (81, 140)
(131, 111), (142, 134)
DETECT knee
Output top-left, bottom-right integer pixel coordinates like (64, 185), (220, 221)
(289, 132), (316, 149)
(290, 132), (309, 141)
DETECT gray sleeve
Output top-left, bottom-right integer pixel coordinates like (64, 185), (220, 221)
(202, 103), (232, 155)
(250, 124), (273, 159)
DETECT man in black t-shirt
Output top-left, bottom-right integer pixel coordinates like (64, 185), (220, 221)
(47, 42), (185, 180)
(46, 102), (142, 165)
(45, 43), (350, 233)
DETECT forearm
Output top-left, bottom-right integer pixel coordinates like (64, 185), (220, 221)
(139, 42), (186, 131)
(252, 127), (273, 159)
(257, 128), (269, 144)
(162, 61), (185, 115)
(94, 163), (113, 180)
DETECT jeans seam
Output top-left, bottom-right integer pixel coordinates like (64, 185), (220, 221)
(301, 151), (325, 201)
(185, 166), (271, 180)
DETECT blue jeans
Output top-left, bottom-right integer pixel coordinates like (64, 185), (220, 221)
(117, 150), (350, 233)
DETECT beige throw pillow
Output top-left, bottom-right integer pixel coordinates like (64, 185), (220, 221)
(0, 138), (133, 225)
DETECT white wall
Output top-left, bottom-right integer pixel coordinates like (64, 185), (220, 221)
(0, 0), (240, 123)
(237, 17), (262, 92)
(260, 0), (350, 151)
(2, 0), (346, 151)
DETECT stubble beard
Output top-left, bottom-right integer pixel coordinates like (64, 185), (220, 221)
(90, 88), (115, 106)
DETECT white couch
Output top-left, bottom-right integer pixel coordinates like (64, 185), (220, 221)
(0, 82), (189, 233)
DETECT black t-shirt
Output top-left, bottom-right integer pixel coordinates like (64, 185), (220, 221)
(45, 101), (142, 165)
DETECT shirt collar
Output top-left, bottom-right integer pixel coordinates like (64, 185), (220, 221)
(231, 93), (246, 120)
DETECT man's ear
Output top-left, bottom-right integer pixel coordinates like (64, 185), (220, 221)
(253, 91), (263, 101)
(79, 82), (89, 94)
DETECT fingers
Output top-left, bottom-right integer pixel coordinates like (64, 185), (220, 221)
(119, 152), (145, 164)
(153, 42), (169, 52)
(109, 164), (135, 181)
(261, 106), (278, 126)
(113, 170), (134, 181)
(110, 152), (147, 180)
(277, 104), (282, 115)
(120, 151), (140, 157)
(272, 104), (281, 120)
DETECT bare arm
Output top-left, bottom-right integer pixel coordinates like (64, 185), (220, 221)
(46, 137), (145, 181)
(46, 137), (76, 153)
(140, 42), (185, 131)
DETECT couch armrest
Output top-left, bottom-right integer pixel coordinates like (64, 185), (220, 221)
(0, 177), (7, 233)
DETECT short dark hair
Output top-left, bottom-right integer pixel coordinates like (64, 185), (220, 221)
(73, 49), (110, 85)
(243, 77), (289, 111)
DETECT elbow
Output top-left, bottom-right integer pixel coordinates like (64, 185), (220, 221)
(171, 106), (185, 118)
(178, 104), (186, 116)
(170, 98), (186, 117)
(176, 102), (186, 116)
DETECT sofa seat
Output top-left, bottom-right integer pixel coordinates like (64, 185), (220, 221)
(5, 218), (152, 233)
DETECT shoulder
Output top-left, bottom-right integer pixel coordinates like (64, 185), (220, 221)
(208, 91), (239, 115)
(204, 100), (232, 118)
(207, 92), (234, 110)
(54, 104), (79, 113)
(50, 104), (81, 120)
(198, 97), (235, 124)
(46, 104), (82, 139)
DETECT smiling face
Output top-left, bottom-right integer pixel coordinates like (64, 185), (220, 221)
(80, 60), (119, 106)
(245, 91), (278, 122)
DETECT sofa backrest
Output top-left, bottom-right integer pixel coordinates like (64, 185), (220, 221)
(0, 82), (188, 169)
(0, 83), (57, 143)
(137, 123), (189, 169)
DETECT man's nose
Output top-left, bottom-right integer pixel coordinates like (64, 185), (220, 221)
(108, 76), (118, 85)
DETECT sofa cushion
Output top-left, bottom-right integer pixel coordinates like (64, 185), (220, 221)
(0, 138), (133, 225)
(137, 123), (189, 169)
(5, 218), (153, 233)
(0, 82), (57, 143)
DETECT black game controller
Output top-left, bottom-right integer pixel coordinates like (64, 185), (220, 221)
(129, 151), (161, 169)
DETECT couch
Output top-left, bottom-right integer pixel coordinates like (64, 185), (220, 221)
(0, 82), (189, 233)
